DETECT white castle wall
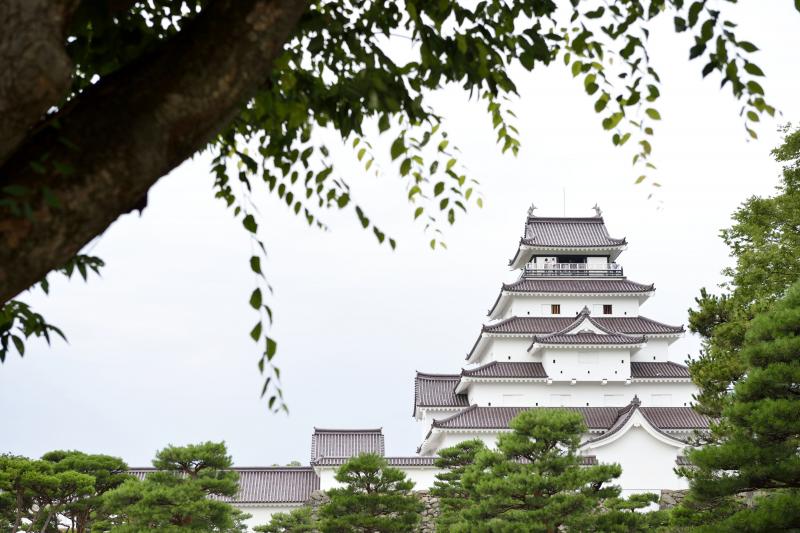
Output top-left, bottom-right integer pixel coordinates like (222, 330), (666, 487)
(481, 336), (676, 365)
(416, 408), (465, 439)
(465, 382), (696, 408)
(508, 295), (641, 318)
(315, 467), (443, 492)
(540, 347), (633, 381)
(237, 504), (303, 531)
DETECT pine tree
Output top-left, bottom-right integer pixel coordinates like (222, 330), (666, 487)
(430, 439), (487, 530)
(447, 410), (656, 532)
(318, 453), (422, 533)
(688, 125), (800, 418)
(254, 507), (315, 532)
(680, 280), (800, 531)
(101, 441), (248, 532)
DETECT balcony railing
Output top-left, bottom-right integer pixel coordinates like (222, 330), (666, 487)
(523, 262), (623, 278)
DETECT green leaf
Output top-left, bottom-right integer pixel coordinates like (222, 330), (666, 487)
(242, 215), (257, 233)
(645, 108), (661, 120)
(266, 337), (277, 360)
(743, 62), (765, 76)
(250, 256), (262, 275)
(250, 288), (262, 310)
(635, 175), (646, 184)
(390, 137), (405, 160)
(250, 321), (263, 342)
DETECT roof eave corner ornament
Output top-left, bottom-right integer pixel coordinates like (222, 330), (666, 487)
(527, 202), (537, 217)
(592, 203), (603, 217)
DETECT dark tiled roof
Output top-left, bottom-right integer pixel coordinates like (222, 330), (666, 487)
(311, 428), (384, 462)
(462, 361), (548, 379)
(630, 361), (691, 379)
(483, 316), (683, 335)
(675, 456), (691, 466)
(432, 406), (623, 431)
(533, 332), (645, 345)
(523, 217), (626, 248)
(502, 278), (653, 294)
(431, 404), (710, 434)
(313, 457), (437, 467)
(414, 373), (470, 413)
(128, 467), (319, 504)
(640, 407), (710, 430)
(594, 317), (684, 334)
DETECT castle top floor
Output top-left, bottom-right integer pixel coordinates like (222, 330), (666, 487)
(508, 209), (627, 272)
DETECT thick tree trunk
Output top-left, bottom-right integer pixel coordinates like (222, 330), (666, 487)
(0, 0), (308, 304)
(0, 0), (78, 165)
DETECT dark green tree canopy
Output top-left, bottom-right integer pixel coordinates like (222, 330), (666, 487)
(680, 279), (800, 532)
(0, 450), (129, 533)
(0, 0), (792, 406)
(438, 410), (657, 532)
(101, 441), (248, 532)
(688, 125), (800, 418)
(318, 453), (422, 532)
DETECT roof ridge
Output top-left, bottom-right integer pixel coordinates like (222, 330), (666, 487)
(313, 428), (383, 433)
(416, 371), (461, 379)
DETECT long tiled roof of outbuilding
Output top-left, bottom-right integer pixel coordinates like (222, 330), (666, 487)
(414, 373), (469, 414)
(313, 457), (437, 467)
(630, 361), (691, 379)
(522, 217), (627, 247)
(502, 278), (653, 294)
(482, 316), (684, 335)
(461, 361), (548, 379)
(128, 467), (320, 504)
(311, 428), (384, 462)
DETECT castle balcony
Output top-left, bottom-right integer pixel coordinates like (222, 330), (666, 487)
(523, 262), (623, 278)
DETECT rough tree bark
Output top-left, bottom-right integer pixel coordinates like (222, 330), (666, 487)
(0, 0), (79, 166)
(0, 0), (308, 304)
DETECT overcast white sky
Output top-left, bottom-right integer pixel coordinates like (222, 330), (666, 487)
(2, 3), (800, 467)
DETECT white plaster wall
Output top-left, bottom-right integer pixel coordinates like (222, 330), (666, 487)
(541, 348), (632, 382)
(238, 505), (302, 531)
(588, 426), (688, 492)
(483, 335), (674, 366)
(509, 295), (641, 318)
(426, 432), (499, 455)
(465, 382), (696, 407)
(631, 338), (674, 362)
(481, 337), (533, 363)
(417, 408), (466, 439)
(405, 467), (444, 490)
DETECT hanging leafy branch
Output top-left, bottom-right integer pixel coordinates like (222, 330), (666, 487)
(0, 0), (790, 408)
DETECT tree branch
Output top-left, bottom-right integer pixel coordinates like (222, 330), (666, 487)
(0, 0), (79, 165)
(0, 0), (308, 304)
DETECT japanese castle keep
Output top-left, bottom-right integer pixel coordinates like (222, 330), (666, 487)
(184, 209), (711, 528)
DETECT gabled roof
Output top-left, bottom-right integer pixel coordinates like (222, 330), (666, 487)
(630, 361), (691, 379)
(523, 217), (626, 247)
(461, 361), (548, 379)
(639, 407), (710, 429)
(423, 402), (710, 453)
(531, 331), (645, 347)
(432, 405), (623, 431)
(509, 216), (627, 267)
(310, 428), (384, 462)
(128, 467), (319, 504)
(468, 314), (682, 362)
(504, 278), (653, 294)
(414, 373), (469, 416)
(487, 279), (655, 318)
(482, 316), (684, 335)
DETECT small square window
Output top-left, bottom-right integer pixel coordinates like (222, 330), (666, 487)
(603, 304), (613, 315)
(551, 304), (561, 315)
